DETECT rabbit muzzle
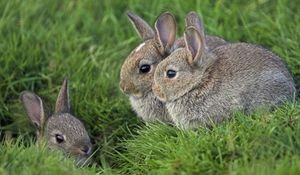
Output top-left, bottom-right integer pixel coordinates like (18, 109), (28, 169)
(119, 80), (133, 94)
(69, 140), (93, 157)
(71, 144), (93, 166)
(152, 83), (166, 102)
(120, 80), (143, 98)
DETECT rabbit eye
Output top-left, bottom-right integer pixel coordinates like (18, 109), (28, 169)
(139, 64), (151, 73)
(55, 134), (64, 144)
(166, 70), (176, 78)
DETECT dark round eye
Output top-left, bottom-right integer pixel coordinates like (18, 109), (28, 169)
(55, 134), (64, 144)
(139, 64), (151, 73)
(167, 70), (177, 78)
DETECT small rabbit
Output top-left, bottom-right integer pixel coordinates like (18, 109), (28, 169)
(120, 11), (178, 123)
(119, 11), (226, 123)
(153, 26), (296, 129)
(20, 78), (92, 165)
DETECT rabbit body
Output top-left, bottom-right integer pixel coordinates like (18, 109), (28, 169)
(127, 36), (226, 123)
(153, 30), (296, 129)
(120, 11), (226, 123)
(129, 90), (170, 122)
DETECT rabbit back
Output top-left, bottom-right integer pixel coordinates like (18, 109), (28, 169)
(166, 43), (296, 128)
(212, 42), (295, 108)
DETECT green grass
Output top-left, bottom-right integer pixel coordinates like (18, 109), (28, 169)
(0, 138), (99, 175)
(0, 0), (299, 174)
(116, 104), (300, 174)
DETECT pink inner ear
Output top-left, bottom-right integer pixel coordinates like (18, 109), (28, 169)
(21, 92), (44, 128)
(187, 34), (200, 60)
(189, 38), (199, 60)
(26, 104), (41, 126)
(160, 26), (168, 48)
(156, 13), (176, 52)
(185, 27), (203, 62)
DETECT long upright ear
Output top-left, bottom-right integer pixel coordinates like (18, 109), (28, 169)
(20, 91), (45, 132)
(55, 78), (70, 113)
(185, 11), (205, 37)
(184, 26), (206, 66)
(154, 12), (176, 55)
(127, 11), (155, 41)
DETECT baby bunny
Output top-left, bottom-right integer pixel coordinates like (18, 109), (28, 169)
(120, 11), (226, 123)
(153, 26), (296, 129)
(20, 78), (92, 165)
(120, 11), (178, 123)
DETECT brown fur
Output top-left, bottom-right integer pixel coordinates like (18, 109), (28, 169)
(20, 79), (92, 166)
(153, 27), (296, 129)
(120, 11), (227, 123)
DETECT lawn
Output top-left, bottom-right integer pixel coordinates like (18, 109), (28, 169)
(0, 0), (299, 174)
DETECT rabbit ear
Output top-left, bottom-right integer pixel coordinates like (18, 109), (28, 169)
(127, 11), (155, 41)
(184, 26), (206, 66)
(154, 12), (176, 54)
(55, 78), (70, 113)
(20, 91), (46, 131)
(185, 11), (205, 37)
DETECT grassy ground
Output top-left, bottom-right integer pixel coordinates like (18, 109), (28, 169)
(0, 0), (299, 174)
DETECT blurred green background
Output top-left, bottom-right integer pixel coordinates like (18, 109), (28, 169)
(0, 0), (299, 174)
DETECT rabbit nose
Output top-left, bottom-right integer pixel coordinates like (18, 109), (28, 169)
(80, 145), (91, 155)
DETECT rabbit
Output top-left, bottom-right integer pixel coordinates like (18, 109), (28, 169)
(119, 11), (227, 123)
(153, 25), (296, 129)
(20, 78), (92, 166)
(119, 11), (178, 123)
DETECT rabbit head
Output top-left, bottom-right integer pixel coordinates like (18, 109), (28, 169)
(153, 26), (217, 102)
(120, 11), (177, 98)
(20, 79), (92, 166)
